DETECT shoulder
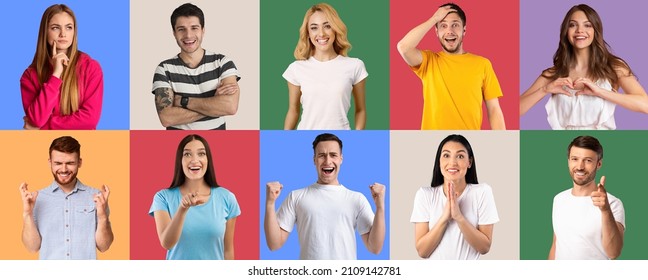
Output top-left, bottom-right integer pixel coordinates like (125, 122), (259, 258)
(466, 53), (493, 66)
(553, 189), (572, 201)
(606, 192), (623, 205)
(154, 188), (177, 199)
(157, 55), (181, 68)
(212, 186), (236, 198)
(470, 183), (494, 193)
(76, 52), (102, 71)
(204, 51), (230, 63)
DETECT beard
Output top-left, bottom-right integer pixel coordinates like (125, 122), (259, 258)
(53, 171), (78, 187)
(570, 169), (596, 187)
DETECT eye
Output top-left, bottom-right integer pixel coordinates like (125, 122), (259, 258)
(183, 152), (191, 157)
(198, 152), (206, 157)
(324, 24), (332, 30)
(458, 154), (464, 159)
(442, 154), (449, 158)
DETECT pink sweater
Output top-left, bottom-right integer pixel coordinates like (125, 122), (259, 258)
(20, 52), (103, 129)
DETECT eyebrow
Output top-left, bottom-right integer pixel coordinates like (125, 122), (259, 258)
(442, 149), (467, 153)
(310, 21), (330, 26)
(183, 148), (206, 151)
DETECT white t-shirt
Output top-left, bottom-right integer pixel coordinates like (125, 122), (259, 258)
(283, 55), (368, 130)
(410, 183), (499, 260)
(545, 80), (616, 130)
(277, 183), (374, 260)
(552, 189), (625, 260)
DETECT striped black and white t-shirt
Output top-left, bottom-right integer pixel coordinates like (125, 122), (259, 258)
(152, 50), (240, 130)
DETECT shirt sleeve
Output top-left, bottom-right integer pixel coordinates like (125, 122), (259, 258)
(217, 55), (241, 81)
(276, 191), (297, 232)
(353, 58), (369, 85)
(610, 196), (626, 229)
(152, 63), (171, 93)
(20, 67), (62, 128)
(477, 184), (500, 225)
(225, 189), (241, 220)
(482, 59), (504, 101)
(149, 190), (170, 216)
(282, 62), (300, 86)
(355, 193), (375, 235)
(410, 187), (430, 223)
(410, 50), (432, 79)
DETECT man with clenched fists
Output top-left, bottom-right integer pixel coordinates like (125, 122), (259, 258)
(549, 136), (625, 260)
(264, 133), (385, 259)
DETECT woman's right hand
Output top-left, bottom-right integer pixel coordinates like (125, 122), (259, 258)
(542, 77), (575, 97)
(50, 41), (69, 79)
(180, 192), (205, 209)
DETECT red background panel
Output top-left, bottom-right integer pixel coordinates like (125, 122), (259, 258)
(390, 0), (520, 129)
(129, 130), (259, 260)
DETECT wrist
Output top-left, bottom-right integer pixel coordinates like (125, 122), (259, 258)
(180, 96), (189, 109)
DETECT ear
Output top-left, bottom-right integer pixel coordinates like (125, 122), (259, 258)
(78, 157), (83, 168)
(340, 153), (343, 165)
(597, 159), (602, 170)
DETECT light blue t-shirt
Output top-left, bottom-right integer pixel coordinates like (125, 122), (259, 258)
(149, 186), (240, 260)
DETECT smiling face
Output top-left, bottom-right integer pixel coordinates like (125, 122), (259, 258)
(314, 140), (343, 185)
(308, 11), (336, 56)
(568, 146), (601, 187)
(182, 139), (208, 181)
(439, 141), (471, 182)
(173, 16), (204, 55)
(49, 150), (81, 189)
(47, 12), (75, 53)
(436, 12), (465, 54)
(567, 10), (594, 50)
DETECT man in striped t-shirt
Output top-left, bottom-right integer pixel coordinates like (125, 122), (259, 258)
(152, 3), (241, 130)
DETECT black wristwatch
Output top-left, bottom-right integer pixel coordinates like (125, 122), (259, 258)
(180, 96), (189, 109)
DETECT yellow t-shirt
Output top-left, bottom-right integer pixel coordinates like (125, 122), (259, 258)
(411, 51), (503, 130)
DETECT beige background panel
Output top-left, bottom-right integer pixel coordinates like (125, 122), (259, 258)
(130, 0), (260, 129)
(390, 131), (519, 260)
(0, 131), (130, 260)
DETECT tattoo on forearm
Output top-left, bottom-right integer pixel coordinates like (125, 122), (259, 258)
(155, 88), (173, 113)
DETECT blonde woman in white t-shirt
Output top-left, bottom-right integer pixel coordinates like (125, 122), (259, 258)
(283, 3), (368, 130)
(410, 134), (499, 259)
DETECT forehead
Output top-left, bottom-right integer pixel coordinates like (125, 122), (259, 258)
(184, 139), (206, 150)
(441, 141), (467, 152)
(174, 16), (201, 28)
(315, 140), (341, 153)
(440, 12), (463, 24)
(309, 11), (329, 24)
(569, 10), (589, 22)
(569, 146), (598, 158)
(50, 12), (74, 24)
(50, 150), (79, 161)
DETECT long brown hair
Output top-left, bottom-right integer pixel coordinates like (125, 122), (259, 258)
(168, 134), (219, 189)
(31, 4), (80, 116)
(294, 3), (351, 60)
(543, 4), (633, 89)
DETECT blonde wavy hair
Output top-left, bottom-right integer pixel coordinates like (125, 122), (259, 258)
(31, 4), (80, 116)
(294, 3), (351, 60)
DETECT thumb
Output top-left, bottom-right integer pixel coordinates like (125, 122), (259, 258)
(598, 176), (606, 193)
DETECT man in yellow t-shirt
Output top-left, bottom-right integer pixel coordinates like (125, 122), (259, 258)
(397, 3), (506, 130)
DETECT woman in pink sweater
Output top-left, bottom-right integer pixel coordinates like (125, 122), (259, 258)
(20, 4), (103, 130)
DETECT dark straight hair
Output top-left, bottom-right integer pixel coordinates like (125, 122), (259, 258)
(430, 134), (478, 187)
(169, 134), (219, 189)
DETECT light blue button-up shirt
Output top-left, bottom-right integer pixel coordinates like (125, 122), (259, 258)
(33, 180), (101, 260)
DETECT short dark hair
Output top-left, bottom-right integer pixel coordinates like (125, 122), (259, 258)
(169, 134), (219, 189)
(49, 136), (81, 158)
(431, 134), (478, 187)
(312, 133), (343, 154)
(568, 136), (603, 160)
(439, 2), (466, 26)
(171, 3), (205, 29)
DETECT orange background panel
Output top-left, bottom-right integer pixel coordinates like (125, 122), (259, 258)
(0, 131), (130, 260)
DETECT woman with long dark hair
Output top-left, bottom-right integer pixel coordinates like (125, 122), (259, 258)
(21, 4), (103, 129)
(410, 134), (498, 259)
(520, 4), (648, 129)
(149, 134), (240, 260)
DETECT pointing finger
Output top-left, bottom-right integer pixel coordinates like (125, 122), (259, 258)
(598, 176), (606, 193)
(52, 40), (56, 55)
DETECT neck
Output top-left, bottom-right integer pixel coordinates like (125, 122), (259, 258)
(58, 179), (78, 194)
(573, 48), (590, 70)
(312, 50), (337, 62)
(316, 179), (340, 186)
(182, 178), (210, 194)
(179, 48), (205, 67)
(443, 48), (466, 55)
(571, 181), (596, 196)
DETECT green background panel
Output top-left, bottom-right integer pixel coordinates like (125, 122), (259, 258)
(520, 130), (648, 260)
(260, 0), (390, 129)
